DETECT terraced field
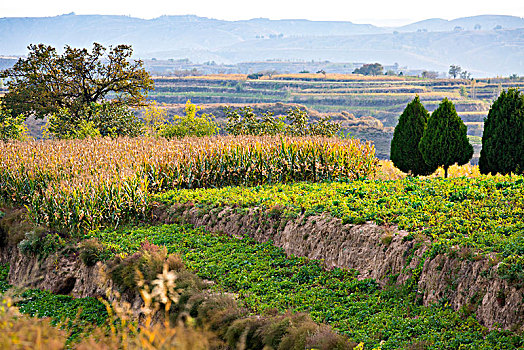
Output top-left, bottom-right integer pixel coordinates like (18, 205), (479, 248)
(149, 74), (524, 126)
(147, 74), (524, 161)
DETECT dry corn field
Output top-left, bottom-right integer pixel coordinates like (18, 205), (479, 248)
(0, 136), (377, 234)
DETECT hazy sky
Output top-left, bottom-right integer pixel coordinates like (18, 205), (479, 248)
(1, 0), (524, 26)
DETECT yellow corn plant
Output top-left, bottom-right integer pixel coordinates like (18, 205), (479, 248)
(0, 136), (377, 235)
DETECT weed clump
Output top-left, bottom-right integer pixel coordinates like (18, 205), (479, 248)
(109, 241), (185, 293)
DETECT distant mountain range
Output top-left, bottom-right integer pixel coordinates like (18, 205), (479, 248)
(1, 13), (523, 76)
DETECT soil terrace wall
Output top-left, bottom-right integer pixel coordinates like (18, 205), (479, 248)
(158, 204), (523, 330)
(0, 204), (522, 331)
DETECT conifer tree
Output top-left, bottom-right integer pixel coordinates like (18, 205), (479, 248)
(479, 89), (524, 175)
(419, 98), (473, 178)
(390, 96), (437, 175)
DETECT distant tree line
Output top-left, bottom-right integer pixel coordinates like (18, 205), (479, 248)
(223, 106), (341, 137)
(0, 42), (344, 141)
(449, 65), (471, 79)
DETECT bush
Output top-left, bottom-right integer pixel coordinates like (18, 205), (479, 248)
(0, 102), (28, 141)
(142, 101), (168, 137)
(18, 230), (64, 257)
(109, 241), (185, 293)
(479, 88), (524, 175)
(224, 105), (341, 137)
(0, 208), (41, 247)
(160, 100), (219, 139)
(79, 239), (106, 267)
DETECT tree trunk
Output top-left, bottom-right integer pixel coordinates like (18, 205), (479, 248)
(444, 166), (449, 178)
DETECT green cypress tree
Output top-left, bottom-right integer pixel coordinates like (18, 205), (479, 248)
(419, 98), (473, 178)
(390, 96), (437, 175)
(479, 89), (524, 175)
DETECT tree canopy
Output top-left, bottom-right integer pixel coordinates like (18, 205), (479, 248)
(419, 98), (473, 178)
(353, 63), (383, 76)
(0, 43), (154, 120)
(448, 65), (462, 79)
(479, 88), (524, 175)
(390, 96), (437, 176)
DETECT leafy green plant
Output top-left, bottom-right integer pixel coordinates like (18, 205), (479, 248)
(0, 264), (10, 292)
(224, 106), (341, 137)
(0, 101), (28, 141)
(154, 176), (524, 273)
(43, 102), (143, 139)
(18, 230), (64, 257)
(109, 241), (185, 293)
(16, 289), (108, 343)
(88, 224), (523, 349)
(79, 238), (107, 267)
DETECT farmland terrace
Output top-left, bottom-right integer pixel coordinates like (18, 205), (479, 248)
(148, 74), (524, 161)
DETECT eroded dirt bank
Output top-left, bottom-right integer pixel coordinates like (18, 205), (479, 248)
(157, 204), (523, 330)
(0, 203), (522, 331)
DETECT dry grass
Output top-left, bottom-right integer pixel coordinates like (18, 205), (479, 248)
(178, 74), (247, 81)
(374, 160), (481, 180)
(273, 73), (405, 81)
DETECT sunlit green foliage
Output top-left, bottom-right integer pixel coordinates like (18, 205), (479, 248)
(224, 106), (341, 137)
(160, 100), (219, 138)
(16, 289), (108, 343)
(155, 176), (524, 277)
(0, 102), (28, 141)
(43, 102), (143, 139)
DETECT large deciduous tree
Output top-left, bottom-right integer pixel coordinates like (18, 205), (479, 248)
(479, 89), (524, 175)
(390, 96), (437, 176)
(419, 98), (473, 178)
(0, 43), (154, 120)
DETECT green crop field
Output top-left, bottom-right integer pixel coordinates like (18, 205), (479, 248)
(84, 224), (522, 349)
(154, 177), (524, 283)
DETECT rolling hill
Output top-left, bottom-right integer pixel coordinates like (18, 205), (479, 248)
(0, 14), (523, 76)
